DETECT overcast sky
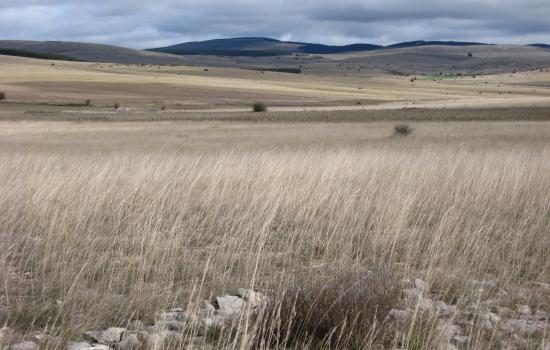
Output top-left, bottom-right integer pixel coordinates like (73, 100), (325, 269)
(1, 0), (550, 49)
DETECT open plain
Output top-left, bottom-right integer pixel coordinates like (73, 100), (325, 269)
(1, 51), (550, 349)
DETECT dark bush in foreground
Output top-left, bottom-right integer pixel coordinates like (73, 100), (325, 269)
(252, 102), (267, 112)
(394, 124), (413, 136)
(0, 92), (5, 101)
(256, 266), (399, 348)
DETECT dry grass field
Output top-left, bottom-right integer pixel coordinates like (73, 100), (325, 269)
(2, 54), (550, 112)
(1, 55), (550, 349)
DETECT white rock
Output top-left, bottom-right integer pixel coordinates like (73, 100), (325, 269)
(236, 288), (267, 309)
(489, 312), (501, 324)
(89, 345), (112, 350)
(116, 334), (140, 350)
(11, 342), (38, 350)
(84, 328), (125, 345)
(452, 335), (470, 345)
(434, 301), (457, 317)
(517, 305), (531, 316)
(500, 319), (546, 335)
(67, 342), (92, 350)
(389, 309), (411, 321)
(0, 327), (13, 342)
(413, 278), (427, 292)
(215, 295), (245, 317)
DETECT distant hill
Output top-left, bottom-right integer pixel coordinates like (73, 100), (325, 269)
(0, 48), (82, 61)
(386, 40), (488, 49)
(530, 44), (550, 49)
(0, 40), (191, 65)
(149, 37), (382, 56)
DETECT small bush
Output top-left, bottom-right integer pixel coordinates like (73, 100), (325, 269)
(0, 92), (5, 101)
(85, 99), (92, 106)
(113, 102), (120, 109)
(252, 102), (267, 112)
(394, 124), (413, 137)
(257, 266), (399, 348)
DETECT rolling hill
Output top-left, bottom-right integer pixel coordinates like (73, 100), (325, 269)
(149, 37), (383, 56)
(0, 40), (191, 65)
(150, 38), (491, 56)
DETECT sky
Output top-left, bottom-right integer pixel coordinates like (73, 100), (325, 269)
(1, 0), (550, 49)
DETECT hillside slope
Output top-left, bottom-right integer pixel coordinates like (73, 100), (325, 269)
(0, 40), (191, 65)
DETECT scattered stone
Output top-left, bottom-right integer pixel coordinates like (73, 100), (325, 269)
(517, 305), (531, 317)
(67, 342), (92, 350)
(434, 301), (457, 318)
(452, 335), (470, 345)
(116, 334), (140, 350)
(533, 309), (548, 321)
(414, 278), (427, 292)
(215, 295), (245, 317)
(84, 327), (125, 345)
(389, 308), (411, 321)
(0, 327), (14, 343)
(11, 341), (38, 350)
(500, 319), (547, 336)
(236, 288), (267, 309)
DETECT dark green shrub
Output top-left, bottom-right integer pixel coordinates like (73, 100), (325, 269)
(252, 102), (267, 112)
(394, 124), (413, 136)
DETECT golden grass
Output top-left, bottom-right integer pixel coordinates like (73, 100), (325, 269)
(0, 119), (549, 348)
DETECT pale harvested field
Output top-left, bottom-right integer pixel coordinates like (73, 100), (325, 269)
(2, 54), (550, 111)
(1, 116), (550, 349)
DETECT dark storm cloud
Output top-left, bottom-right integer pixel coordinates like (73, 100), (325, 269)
(1, 0), (549, 48)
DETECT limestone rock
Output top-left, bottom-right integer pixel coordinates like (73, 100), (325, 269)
(517, 305), (531, 317)
(215, 295), (245, 317)
(500, 319), (546, 336)
(236, 288), (267, 309)
(413, 278), (427, 292)
(84, 327), (125, 345)
(116, 334), (140, 350)
(11, 342), (38, 350)
(389, 308), (411, 321)
(67, 342), (92, 350)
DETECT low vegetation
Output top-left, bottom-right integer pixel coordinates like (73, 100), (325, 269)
(0, 119), (548, 349)
(393, 123), (413, 136)
(0, 92), (5, 101)
(252, 102), (267, 112)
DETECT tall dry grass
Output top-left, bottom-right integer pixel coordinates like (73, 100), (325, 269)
(0, 138), (549, 348)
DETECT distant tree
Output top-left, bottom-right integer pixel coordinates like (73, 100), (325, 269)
(85, 99), (92, 106)
(0, 92), (5, 101)
(468, 52), (473, 57)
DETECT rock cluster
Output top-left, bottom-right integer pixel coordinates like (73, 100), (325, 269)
(389, 278), (550, 349)
(6, 281), (548, 350)
(7, 288), (267, 350)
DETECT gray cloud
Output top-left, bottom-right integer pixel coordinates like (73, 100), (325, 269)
(1, 0), (549, 48)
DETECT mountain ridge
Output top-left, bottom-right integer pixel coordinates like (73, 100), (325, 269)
(149, 37), (490, 56)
